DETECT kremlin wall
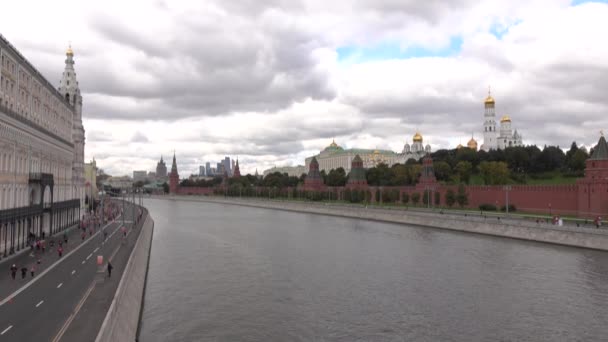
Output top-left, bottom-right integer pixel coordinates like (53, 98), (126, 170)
(167, 92), (608, 219)
(169, 133), (608, 219)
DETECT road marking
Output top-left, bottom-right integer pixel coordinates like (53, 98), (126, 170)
(71, 270), (76, 275)
(36, 300), (44, 308)
(1, 325), (12, 335)
(82, 260), (86, 264)
(86, 253), (92, 260)
(57, 283), (63, 289)
(52, 281), (96, 342)
(94, 247), (99, 253)
(0, 217), (122, 307)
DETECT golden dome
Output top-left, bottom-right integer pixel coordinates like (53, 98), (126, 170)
(66, 45), (74, 56)
(373, 149), (380, 154)
(467, 137), (478, 150)
(457, 143), (463, 149)
(500, 115), (511, 123)
(413, 132), (423, 142)
(484, 95), (495, 105)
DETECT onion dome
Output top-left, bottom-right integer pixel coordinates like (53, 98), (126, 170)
(467, 137), (478, 150)
(66, 45), (74, 56)
(500, 115), (511, 123)
(413, 132), (423, 143)
(484, 95), (495, 105)
(457, 143), (463, 149)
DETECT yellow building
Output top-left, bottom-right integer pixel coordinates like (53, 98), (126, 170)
(84, 158), (98, 200)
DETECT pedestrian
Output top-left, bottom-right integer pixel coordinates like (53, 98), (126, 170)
(58, 246), (63, 258)
(107, 262), (113, 278)
(81, 231), (86, 240)
(10, 264), (17, 280)
(42, 231), (46, 240)
(42, 242), (46, 253)
(37, 258), (41, 265)
(59, 240), (63, 248)
(30, 265), (35, 277)
(21, 267), (27, 279)
(64, 232), (68, 245)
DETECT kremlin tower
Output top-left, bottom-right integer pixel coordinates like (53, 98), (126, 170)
(169, 152), (179, 194)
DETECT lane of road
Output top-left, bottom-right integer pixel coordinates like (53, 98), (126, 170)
(0, 202), (139, 341)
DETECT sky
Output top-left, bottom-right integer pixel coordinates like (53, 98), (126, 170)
(2, 0), (608, 176)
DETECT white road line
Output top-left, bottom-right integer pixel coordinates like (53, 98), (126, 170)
(0, 217), (122, 307)
(36, 300), (44, 308)
(1, 325), (12, 335)
(71, 270), (76, 275)
(86, 253), (92, 260)
(94, 247), (99, 253)
(81, 260), (86, 264)
(57, 283), (63, 289)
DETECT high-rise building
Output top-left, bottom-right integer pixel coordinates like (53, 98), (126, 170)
(156, 155), (167, 179)
(205, 162), (211, 176)
(223, 157), (232, 176)
(199, 165), (205, 176)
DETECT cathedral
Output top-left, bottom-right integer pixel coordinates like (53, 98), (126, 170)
(480, 91), (523, 151)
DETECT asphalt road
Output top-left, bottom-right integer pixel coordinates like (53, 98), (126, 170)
(0, 201), (140, 342)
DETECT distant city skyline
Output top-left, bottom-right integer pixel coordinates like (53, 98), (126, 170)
(2, 1), (607, 176)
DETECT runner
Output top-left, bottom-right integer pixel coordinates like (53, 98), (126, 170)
(107, 262), (113, 278)
(10, 264), (17, 280)
(30, 265), (35, 277)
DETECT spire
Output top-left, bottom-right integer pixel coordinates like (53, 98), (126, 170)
(233, 158), (241, 178)
(590, 135), (608, 160)
(171, 151), (178, 173)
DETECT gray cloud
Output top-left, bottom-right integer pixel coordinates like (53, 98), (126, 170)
(131, 131), (149, 143)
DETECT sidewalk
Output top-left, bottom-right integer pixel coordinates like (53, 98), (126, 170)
(0, 218), (117, 302)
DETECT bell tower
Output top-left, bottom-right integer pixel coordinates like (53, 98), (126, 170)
(481, 88), (497, 151)
(58, 44), (86, 207)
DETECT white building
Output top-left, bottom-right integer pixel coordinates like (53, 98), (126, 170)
(481, 91), (523, 151)
(133, 170), (147, 182)
(263, 165), (307, 177)
(305, 134), (431, 174)
(0, 35), (85, 254)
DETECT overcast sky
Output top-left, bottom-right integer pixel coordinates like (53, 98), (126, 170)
(2, 0), (608, 176)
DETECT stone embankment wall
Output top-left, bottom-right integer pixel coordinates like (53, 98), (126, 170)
(169, 196), (608, 251)
(96, 210), (154, 342)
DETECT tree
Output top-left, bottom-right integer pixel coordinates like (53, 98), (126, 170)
(326, 167), (347, 186)
(454, 161), (472, 184)
(568, 148), (589, 172)
(478, 161), (510, 185)
(402, 192), (409, 205)
(162, 182), (169, 193)
(433, 161), (452, 182)
(411, 192), (420, 205)
(456, 184), (468, 208)
(445, 189), (456, 207)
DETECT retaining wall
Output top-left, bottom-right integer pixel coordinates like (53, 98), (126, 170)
(95, 211), (154, 342)
(169, 196), (608, 251)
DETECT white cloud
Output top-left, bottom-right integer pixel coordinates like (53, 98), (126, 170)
(2, 0), (607, 176)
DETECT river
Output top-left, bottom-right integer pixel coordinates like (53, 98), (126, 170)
(139, 198), (608, 341)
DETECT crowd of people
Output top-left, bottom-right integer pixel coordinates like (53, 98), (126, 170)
(8, 199), (123, 282)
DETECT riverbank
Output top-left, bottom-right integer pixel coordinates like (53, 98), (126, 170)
(95, 208), (154, 342)
(162, 195), (608, 251)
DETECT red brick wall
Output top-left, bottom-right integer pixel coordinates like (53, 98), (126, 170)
(176, 186), (214, 195)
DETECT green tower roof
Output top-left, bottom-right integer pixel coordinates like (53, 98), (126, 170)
(590, 135), (608, 160)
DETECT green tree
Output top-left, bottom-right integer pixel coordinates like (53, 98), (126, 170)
(456, 184), (468, 208)
(162, 182), (169, 193)
(568, 148), (589, 172)
(326, 167), (347, 186)
(402, 192), (409, 205)
(411, 192), (420, 205)
(454, 161), (473, 184)
(433, 161), (452, 182)
(445, 188), (456, 207)
(478, 161), (510, 185)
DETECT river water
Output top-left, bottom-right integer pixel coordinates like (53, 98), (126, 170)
(139, 198), (608, 341)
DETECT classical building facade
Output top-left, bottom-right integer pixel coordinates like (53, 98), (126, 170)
(481, 91), (523, 151)
(263, 165), (307, 177)
(0, 35), (85, 256)
(305, 135), (431, 174)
